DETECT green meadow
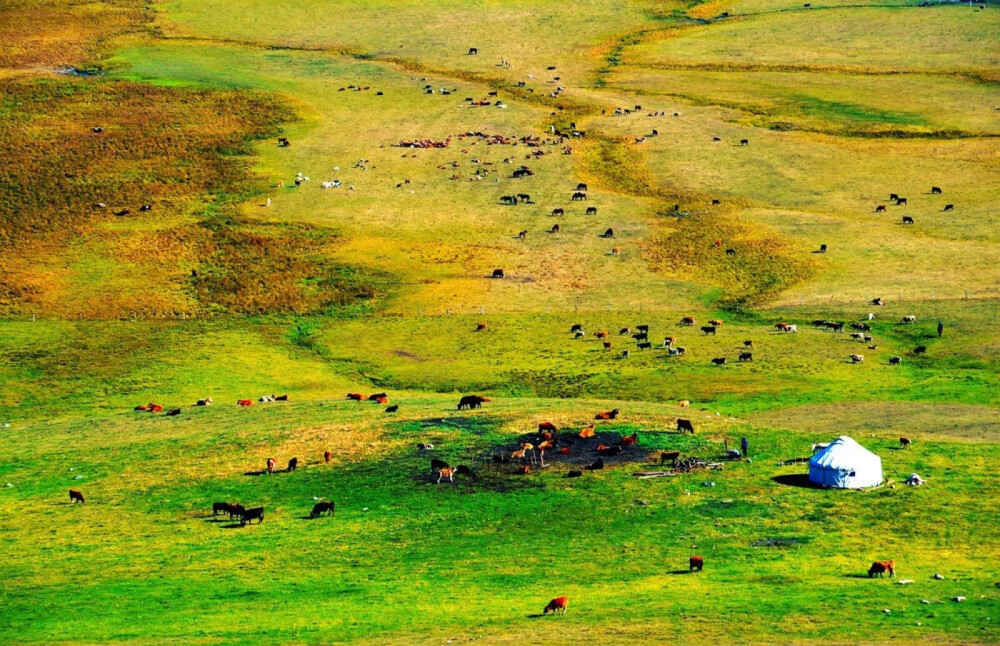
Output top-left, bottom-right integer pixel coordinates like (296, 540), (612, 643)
(1, 0), (998, 643)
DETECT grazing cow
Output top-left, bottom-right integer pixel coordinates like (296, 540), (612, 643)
(552, 208), (564, 217)
(587, 457), (604, 470)
(678, 399), (690, 407)
(492, 268), (505, 279)
(620, 327), (631, 335)
(875, 205), (887, 213)
(871, 297), (884, 306)
(550, 224), (561, 233)
(638, 341), (652, 350)
(574, 329), (585, 339)
(347, 393), (364, 401)
(784, 325), (798, 333)
(139, 204), (152, 212)
(726, 249), (736, 256)
(435, 467), (457, 484)
(902, 216), (914, 224)
(708, 319), (723, 327)
(711, 357), (727, 366)
(595, 409), (619, 420)
(458, 395), (490, 410)
(538, 421), (558, 433)
(544, 597), (569, 615)
(701, 326), (717, 335)
(931, 186), (942, 194)
(739, 352), (753, 362)
(622, 432), (638, 446)
(500, 196), (517, 206)
(213, 502), (231, 516)
(899, 437), (911, 449)
(621, 349), (630, 359)
(603, 341), (612, 351)
(818, 244), (827, 253)
(595, 330), (609, 339)
(468, 47), (478, 55)
(663, 336), (675, 347)
(516, 194), (532, 204)
(868, 561), (895, 578)
(240, 507), (265, 526)
(660, 451), (681, 466)
(902, 315), (916, 324)
(570, 324), (583, 333)
(476, 322), (489, 332)
(267, 458), (277, 474)
(385, 404), (399, 413)
(196, 398), (213, 406)
(517, 230), (527, 240)
(850, 354), (865, 364)
(677, 418), (694, 434)
(148, 404), (163, 413)
(681, 316), (696, 326)
(897, 198), (907, 206)
(69, 489), (85, 504)
(913, 345), (927, 354)
(743, 340), (753, 347)
(430, 459), (450, 474)
(586, 207), (597, 215)
(637, 324), (649, 333)
(739, 139), (749, 146)
(166, 408), (181, 417)
(571, 192), (586, 201)
(324, 450), (332, 464)
(889, 356), (901, 365)
(368, 393), (387, 401)
(943, 204), (954, 212)
(602, 228), (614, 238)
(310, 501), (335, 517)
(711, 199), (721, 206)
(577, 183), (588, 191)
(632, 332), (648, 342)
(850, 323), (871, 332)
(690, 556), (704, 572)
(237, 399), (252, 407)
(851, 332), (865, 341)
(890, 193), (899, 202)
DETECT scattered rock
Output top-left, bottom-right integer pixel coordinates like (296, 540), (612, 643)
(4, 483), (12, 488)
(73, 475), (83, 480)
(883, 609), (891, 614)
(898, 579), (915, 585)
(921, 600), (931, 605)
(363, 507), (369, 512)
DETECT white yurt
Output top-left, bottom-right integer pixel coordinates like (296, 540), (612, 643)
(808, 436), (883, 489)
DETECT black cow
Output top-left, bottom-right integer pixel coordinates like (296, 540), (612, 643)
(571, 192), (586, 201)
(310, 501), (335, 517)
(739, 352), (753, 362)
(677, 418), (695, 434)
(726, 249), (736, 256)
(943, 204), (954, 212)
(287, 457), (298, 472)
(500, 195), (516, 205)
(587, 457), (604, 470)
(571, 324), (583, 333)
(739, 139), (749, 146)
(890, 193), (899, 202)
(602, 228), (614, 238)
(902, 216), (914, 224)
(701, 326), (717, 335)
(897, 197), (907, 206)
(213, 502), (231, 516)
(576, 183), (588, 191)
(516, 193), (532, 203)
(240, 507), (265, 526)
(492, 268), (505, 279)
(552, 208), (564, 216)
(385, 404), (399, 413)
(632, 332), (648, 342)
(165, 408), (181, 416)
(931, 186), (942, 194)
(636, 325), (649, 333)
(468, 47), (478, 55)
(458, 395), (488, 409)
(638, 341), (652, 350)
(586, 207), (597, 215)
(711, 357), (727, 366)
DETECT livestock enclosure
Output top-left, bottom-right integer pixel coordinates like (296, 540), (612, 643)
(1, 0), (998, 644)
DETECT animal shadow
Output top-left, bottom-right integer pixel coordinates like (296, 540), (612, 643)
(220, 523), (245, 530)
(771, 473), (820, 489)
(667, 569), (693, 575)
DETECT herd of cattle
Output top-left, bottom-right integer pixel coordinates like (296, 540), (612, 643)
(874, 187), (955, 226)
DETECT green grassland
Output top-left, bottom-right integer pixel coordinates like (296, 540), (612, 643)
(1, 0), (999, 643)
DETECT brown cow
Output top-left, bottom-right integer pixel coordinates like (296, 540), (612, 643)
(266, 458), (277, 474)
(603, 341), (612, 351)
(543, 596), (569, 615)
(346, 393), (364, 401)
(595, 330), (608, 339)
(237, 399), (253, 407)
(690, 556), (704, 572)
(538, 421), (558, 432)
(868, 561), (895, 578)
(324, 450), (332, 464)
(69, 489), (85, 504)
(149, 404), (163, 413)
(594, 409), (619, 420)
(660, 451), (680, 466)
(287, 457), (298, 472)
(677, 418), (694, 433)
